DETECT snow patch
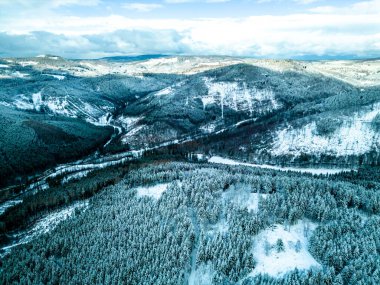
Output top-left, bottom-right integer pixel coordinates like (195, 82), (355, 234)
(0, 101), (12, 107)
(156, 86), (173, 96)
(209, 156), (353, 175)
(61, 170), (92, 184)
(44, 74), (65, 80)
(18, 61), (38, 67)
(11, 71), (29, 78)
(250, 221), (320, 277)
(201, 96), (216, 109)
(135, 183), (169, 200)
(118, 116), (141, 130)
(200, 122), (217, 133)
(0, 199), (23, 215)
(32, 92), (42, 111)
(206, 219), (229, 236)
(14, 95), (34, 110)
(272, 103), (380, 157)
(203, 77), (279, 116)
(121, 125), (145, 144)
(189, 263), (215, 285)
(223, 184), (268, 212)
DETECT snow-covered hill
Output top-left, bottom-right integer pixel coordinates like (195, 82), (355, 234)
(1, 55), (380, 171)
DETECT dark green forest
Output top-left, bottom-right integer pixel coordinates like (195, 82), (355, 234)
(0, 106), (113, 188)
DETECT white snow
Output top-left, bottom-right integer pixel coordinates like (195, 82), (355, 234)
(45, 97), (71, 116)
(32, 91), (42, 111)
(272, 103), (380, 157)
(155, 86), (173, 96)
(18, 61), (38, 67)
(189, 263), (215, 285)
(201, 96), (216, 109)
(135, 183), (169, 199)
(44, 74), (65, 80)
(118, 116), (141, 130)
(61, 170), (92, 184)
(0, 101), (12, 107)
(200, 122), (217, 133)
(209, 156), (353, 175)
(121, 125), (145, 143)
(14, 95), (34, 110)
(11, 71), (29, 78)
(246, 193), (268, 212)
(223, 183), (268, 212)
(250, 221), (320, 277)
(0, 199), (23, 215)
(206, 219), (229, 236)
(203, 77), (279, 117)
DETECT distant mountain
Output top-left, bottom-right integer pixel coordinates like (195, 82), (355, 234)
(0, 55), (380, 186)
(100, 54), (168, 62)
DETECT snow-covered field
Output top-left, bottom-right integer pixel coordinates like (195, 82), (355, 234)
(135, 183), (169, 199)
(250, 221), (320, 277)
(209, 156), (353, 175)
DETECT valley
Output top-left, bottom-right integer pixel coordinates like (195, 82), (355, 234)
(0, 55), (380, 284)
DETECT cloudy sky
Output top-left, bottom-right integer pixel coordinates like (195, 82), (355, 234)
(0, 0), (379, 59)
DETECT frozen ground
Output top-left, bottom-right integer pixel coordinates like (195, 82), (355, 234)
(135, 183), (169, 199)
(209, 156), (353, 175)
(250, 220), (320, 277)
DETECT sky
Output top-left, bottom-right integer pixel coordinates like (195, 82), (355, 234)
(0, 0), (379, 59)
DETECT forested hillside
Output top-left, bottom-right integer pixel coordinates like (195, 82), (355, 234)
(0, 106), (112, 188)
(1, 162), (379, 284)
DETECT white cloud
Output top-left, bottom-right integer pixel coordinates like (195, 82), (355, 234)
(293, 0), (319, 4)
(257, 0), (320, 4)
(0, 0), (100, 7)
(165, 0), (230, 3)
(310, 0), (380, 14)
(123, 3), (162, 12)
(0, 0), (379, 58)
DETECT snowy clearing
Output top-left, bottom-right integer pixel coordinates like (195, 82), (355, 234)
(203, 77), (279, 116)
(223, 184), (268, 213)
(250, 221), (320, 277)
(206, 219), (229, 236)
(135, 183), (169, 199)
(209, 156), (353, 175)
(189, 263), (215, 285)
